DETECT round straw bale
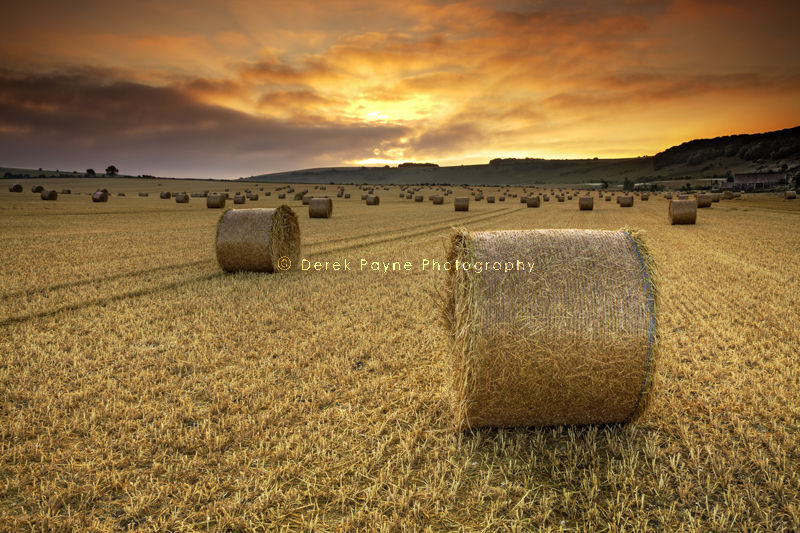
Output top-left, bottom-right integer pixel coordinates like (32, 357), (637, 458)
(361, 194), (368, 200)
(400, 193), (405, 198)
(234, 194), (247, 205)
(526, 196), (540, 208)
(499, 196), (505, 202)
(415, 195), (424, 202)
(175, 192), (190, 203)
(677, 194), (689, 200)
(454, 197), (469, 211)
(139, 192), (149, 197)
(722, 191), (734, 199)
(60, 189), (71, 194)
(710, 193), (721, 202)
(669, 198), (697, 225)
(664, 193), (673, 200)
(641, 193), (649, 201)
(278, 193), (286, 199)
(32, 185), (44, 193)
(92, 190), (108, 202)
(366, 195), (380, 205)
(785, 190), (797, 199)
(432, 195), (444, 205)
(567, 195), (573, 200)
(40, 189), (58, 200)
(9, 183), (23, 192)
(344, 193), (350, 198)
(543, 194), (550, 201)
(520, 196), (528, 203)
(216, 206), (300, 273)
(301, 196), (311, 205)
(487, 196), (495, 203)
(605, 196), (611, 201)
(160, 191), (171, 199)
(696, 194), (712, 208)
(207, 193), (226, 208)
(579, 196), (593, 210)
(118, 192), (126, 197)
(265, 191), (271, 196)
(444, 228), (658, 427)
(309, 197), (333, 218)
(557, 196), (565, 202)
(619, 196), (634, 207)
(247, 193), (259, 201)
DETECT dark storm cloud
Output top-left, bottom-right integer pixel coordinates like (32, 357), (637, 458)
(0, 71), (408, 177)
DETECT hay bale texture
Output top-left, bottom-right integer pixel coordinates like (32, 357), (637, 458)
(160, 191), (171, 199)
(40, 190), (57, 200)
(526, 196), (540, 208)
(579, 196), (593, 210)
(444, 228), (658, 428)
(175, 192), (189, 203)
(669, 199), (697, 225)
(309, 197), (333, 218)
(216, 206), (300, 273)
(9, 183), (23, 192)
(454, 197), (469, 211)
(786, 190), (797, 199)
(366, 195), (380, 205)
(92, 190), (108, 202)
(619, 196), (634, 207)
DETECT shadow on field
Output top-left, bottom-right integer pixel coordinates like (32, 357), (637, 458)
(0, 271), (223, 327)
(0, 259), (215, 302)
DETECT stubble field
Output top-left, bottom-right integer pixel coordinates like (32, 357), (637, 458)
(1, 178), (799, 531)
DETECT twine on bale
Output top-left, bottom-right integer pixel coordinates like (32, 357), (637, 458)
(442, 228), (659, 428)
(216, 206), (300, 273)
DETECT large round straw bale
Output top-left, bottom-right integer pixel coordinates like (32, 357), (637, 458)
(344, 193), (350, 199)
(40, 189), (58, 200)
(696, 194), (712, 208)
(160, 191), (171, 199)
(278, 193), (286, 199)
(9, 183), (23, 192)
(432, 195), (444, 205)
(264, 191), (271, 196)
(309, 197), (333, 218)
(664, 193), (673, 200)
(454, 197), (469, 211)
(579, 196), (593, 210)
(520, 196), (528, 203)
(722, 191), (734, 200)
(543, 194), (550, 201)
(234, 194), (247, 205)
(366, 195), (380, 205)
(415, 195), (424, 202)
(399, 193), (405, 198)
(499, 196), (505, 202)
(526, 196), (540, 208)
(92, 190), (108, 202)
(641, 193), (649, 201)
(557, 196), (565, 202)
(710, 193), (721, 202)
(605, 196), (611, 201)
(31, 185), (44, 193)
(487, 196), (495, 203)
(216, 206), (300, 273)
(175, 192), (190, 203)
(619, 196), (634, 207)
(301, 196), (311, 205)
(139, 192), (149, 197)
(444, 228), (658, 427)
(785, 190), (797, 199)
(669, 199), (697, 225)
(361, 194), (368, 200)
(207, 193), (226, 208)
(247, 193), (259, 201)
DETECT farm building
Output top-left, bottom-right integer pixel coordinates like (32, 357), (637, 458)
(720, 172), (787, 191)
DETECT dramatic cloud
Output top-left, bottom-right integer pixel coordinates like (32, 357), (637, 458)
(0, 0), (798, 177)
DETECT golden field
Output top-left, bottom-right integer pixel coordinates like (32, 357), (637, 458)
(1, 178), (799, 531)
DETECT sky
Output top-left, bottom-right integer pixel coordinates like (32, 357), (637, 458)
(1, 0), (799, 179)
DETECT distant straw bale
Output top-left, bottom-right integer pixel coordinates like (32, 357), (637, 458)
(579, 196), (593, 210)
(454, 197), (469, 211)
(309, 197), (333, 218)
(785, 191), (797, 199)
(92, 190), (108, 202)
(669, 199), (697, 225)
(40, 190), (57, 201)
(8, 183), (22, 192)
(619, 196), (634, 207)
(526, 196), (540, 208)
(696, 194), (712, 208)
(206, 193), (226, 208)
(216, 206), (300, 273)
(160, 191), (171, 199)
(366, 195), (380, 205)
